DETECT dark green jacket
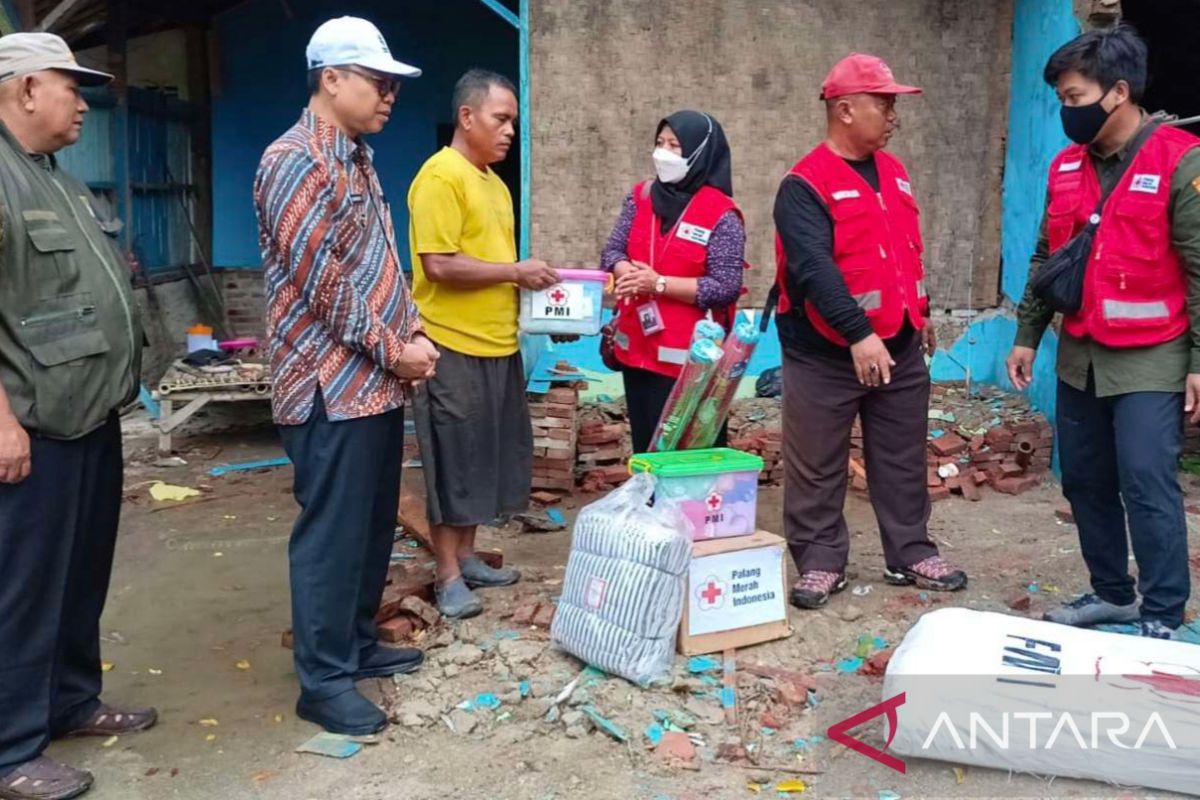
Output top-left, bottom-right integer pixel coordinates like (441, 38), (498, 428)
(0, 120), (141, 439)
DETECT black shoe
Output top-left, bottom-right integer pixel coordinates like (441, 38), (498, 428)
(789, 571), (848, 610)
(1139, 620), (1176, 640)
(296, 688), (387, 735)
(355, 645), (425, 680)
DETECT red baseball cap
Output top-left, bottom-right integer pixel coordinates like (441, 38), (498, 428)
(820, 53), (922, 100)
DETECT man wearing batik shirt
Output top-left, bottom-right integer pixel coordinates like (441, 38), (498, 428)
(255, 16), (438, 736)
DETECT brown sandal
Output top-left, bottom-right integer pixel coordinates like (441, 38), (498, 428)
(60, 704), (157, 737)
(0, 757), (93, 800)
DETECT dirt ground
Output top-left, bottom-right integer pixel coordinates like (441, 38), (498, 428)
(48, 409), (1200, 800)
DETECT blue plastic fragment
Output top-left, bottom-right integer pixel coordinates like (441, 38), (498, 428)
(699, 675), (721, 687)
(929, 429), (945, 439)
(687, 655), (721, 674)
(836, 657), (864, 674)
(718, 687), (737, 708)
(473, 693), (501, 711)
(579, 705), (628, 742)
(519, 680), (531, 698)
(760, 727), (775, 737)
(806, 689), (820, 709)
(546, 508), (566, 525)
(873, 637), (888, 650)
(209, 456), (292, 477)
(644, 722), (665, 745)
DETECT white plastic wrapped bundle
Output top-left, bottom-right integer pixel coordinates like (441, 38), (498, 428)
(884, 608), (1200, 796)
(551, 473), (692, 685)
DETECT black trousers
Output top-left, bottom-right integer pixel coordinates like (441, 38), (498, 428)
(278, 393), (404, 700)
(622, 366), (728, 455)
(0, 415), (122, 776)
(782, 338), (937, 573)
(1057, 374), (1190, 627)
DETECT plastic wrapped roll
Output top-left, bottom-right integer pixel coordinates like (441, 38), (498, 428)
(691, 319), (726, 346)
(678, 320), (761, 450)
(649, 337), (724, 452)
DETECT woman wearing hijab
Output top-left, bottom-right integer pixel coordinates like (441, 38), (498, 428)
(601, 110), (747, 454)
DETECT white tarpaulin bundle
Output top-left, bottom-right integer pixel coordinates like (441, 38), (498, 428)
(550, 473), (692, 685)
(884, 608), (1200, 796)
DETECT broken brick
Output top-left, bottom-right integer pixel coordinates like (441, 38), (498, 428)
(531, 604), (556, 628)
(993, 475), (1041, 495)
(961, 479), (982, 502)
(1000, 462), (1025, 477)
(512, 601), (540, 626)
(1006, 592), (1032, 612)
(655, 732), (697, 767)
(859, 648), (893, 677)
(1054, 507), (1075, 525)
(399, 595), (441, 626)
(945, 476), (962, 493)
(760, 710), (787, 730)
(930, 433), (968, 457)
(281, 629), (294, 650)
(927, 468), (942, 487)
(929, 485), (952, 502)
(531, 490), (562, 506)
(546, 387), (577, 405)
(377, 614), (418, 643)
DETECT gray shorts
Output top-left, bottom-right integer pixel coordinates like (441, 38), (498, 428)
(411, 345), (532, 526)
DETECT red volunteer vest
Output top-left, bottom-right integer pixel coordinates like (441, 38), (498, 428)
(615, 181), (743, 377)
(1048, 125), (1200, 348)
(773, 143), (928, 345)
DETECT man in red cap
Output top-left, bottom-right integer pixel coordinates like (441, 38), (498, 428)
(772, 53), (967, 610)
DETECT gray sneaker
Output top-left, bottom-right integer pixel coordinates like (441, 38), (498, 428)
(459, 555), (521, 589)
(435, 577), (483, 619)
(1043, 593), (1139, 627)
(1139, 620), (1176, 640)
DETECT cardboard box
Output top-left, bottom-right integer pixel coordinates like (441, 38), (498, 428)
(677, 530), (793, 655)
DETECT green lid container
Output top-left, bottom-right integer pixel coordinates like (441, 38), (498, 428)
(628, 447), (764, 478)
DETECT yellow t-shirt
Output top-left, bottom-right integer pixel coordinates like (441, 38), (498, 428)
(407, 147), (518, 357)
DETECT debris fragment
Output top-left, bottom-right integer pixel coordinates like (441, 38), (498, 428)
(149, 482), (201, 502)
(101, 736), (118, 748)
(295, 732), (362, 759)
(579, 705), (628, 742)
(777, 779), (808, 794)
(235, 660), (251, 671)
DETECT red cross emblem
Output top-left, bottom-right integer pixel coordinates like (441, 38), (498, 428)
(548, 286), (568, 305)
(696, 576), (725, 610)
(705, 491), (723, 512)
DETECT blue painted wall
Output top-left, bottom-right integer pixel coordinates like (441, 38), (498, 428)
(932, 0), (1078, 425)
(210, 0), (516, 267)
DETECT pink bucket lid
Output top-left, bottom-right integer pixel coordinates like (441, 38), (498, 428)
(554, 268), (608, 282)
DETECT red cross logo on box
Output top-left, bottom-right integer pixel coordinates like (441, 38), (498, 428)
(548, 286), (568, 305)
(696, 576), (726, 610)
(705, 491), (723, 512)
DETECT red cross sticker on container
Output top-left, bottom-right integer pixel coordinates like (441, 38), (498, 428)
(548, 286), (569, 305)
(696, 576), (726, 611)
(705, 491), (723, 512)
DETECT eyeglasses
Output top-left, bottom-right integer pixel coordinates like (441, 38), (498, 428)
(338, 67), (401, 99)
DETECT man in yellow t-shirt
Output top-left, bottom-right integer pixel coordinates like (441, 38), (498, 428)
(408, 69), (559, 619)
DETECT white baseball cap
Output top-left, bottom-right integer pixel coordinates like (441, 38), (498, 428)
(0, 32), (113, 86)
(305, 16), (421, 78)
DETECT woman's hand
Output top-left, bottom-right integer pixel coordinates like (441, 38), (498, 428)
(612, 260), (650, 281)
(614, 264), (660, 298)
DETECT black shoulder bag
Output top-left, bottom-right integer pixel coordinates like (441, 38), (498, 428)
(1029, 121), (1159, 314)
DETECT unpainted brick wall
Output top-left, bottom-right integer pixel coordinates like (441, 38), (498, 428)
(529, 0), (1012, 309)
(220, 268), (268, 343)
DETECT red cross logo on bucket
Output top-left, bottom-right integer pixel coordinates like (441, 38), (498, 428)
(547, 286), (568, 305)
(705, 491), (723, 512)
(695, 576), (726, 611)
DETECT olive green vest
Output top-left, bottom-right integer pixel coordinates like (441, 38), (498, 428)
(0, 120), (142, 439)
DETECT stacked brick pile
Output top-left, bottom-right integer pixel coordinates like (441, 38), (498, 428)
(728, 398), (785, 485)
(575, 400), (632, 492)
(529, 386), (580, 492)
(728, 430), (784, 485)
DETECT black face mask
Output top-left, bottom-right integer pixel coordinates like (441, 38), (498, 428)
(1060, 88), (1114, 145)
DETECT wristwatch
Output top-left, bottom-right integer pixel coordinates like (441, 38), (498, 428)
(653, 276), (667, 295)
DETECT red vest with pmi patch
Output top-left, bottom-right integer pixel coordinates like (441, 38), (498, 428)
(1048, 125), (1199, 348)
(773, 143), (928, 345)
(614, 181), (742, 377)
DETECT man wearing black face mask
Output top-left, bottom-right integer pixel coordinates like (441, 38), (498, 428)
(1008, 25), (1200, 639)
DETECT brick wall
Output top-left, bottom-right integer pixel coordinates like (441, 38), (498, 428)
(529, 0), (1012, 309)
(220, 268), (267, 342)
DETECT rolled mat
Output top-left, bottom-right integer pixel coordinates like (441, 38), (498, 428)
(677, 319), (761, 450)
(649, 336), (724, 452)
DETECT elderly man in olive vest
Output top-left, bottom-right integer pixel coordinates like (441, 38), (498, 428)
(0, 33), (154, 800)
